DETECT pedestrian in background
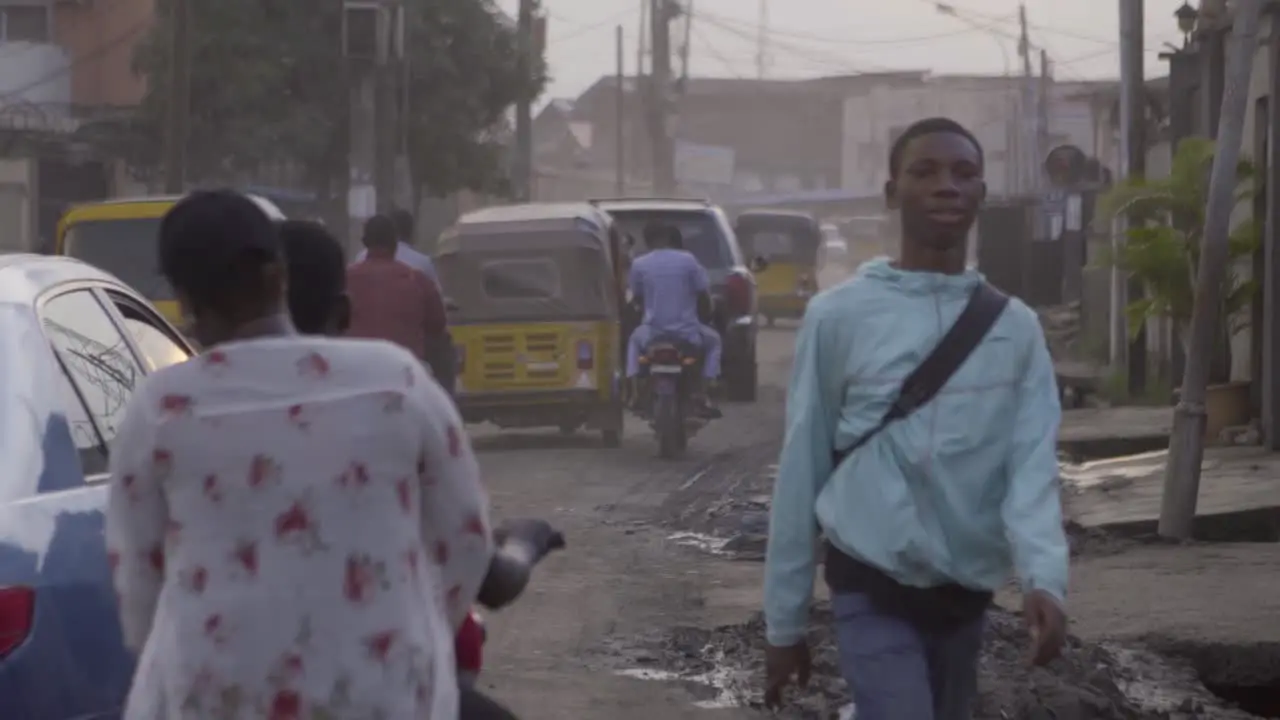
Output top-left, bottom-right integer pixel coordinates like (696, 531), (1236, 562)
(762, 117), (1068, 720)
(346, 214), (454, 391)
(352, 207), (438, 284)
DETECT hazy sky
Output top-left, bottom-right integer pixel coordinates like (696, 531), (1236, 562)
(494, 0), (1188, 100)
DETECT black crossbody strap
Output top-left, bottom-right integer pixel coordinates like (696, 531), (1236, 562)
(833, 282), (1009, 467)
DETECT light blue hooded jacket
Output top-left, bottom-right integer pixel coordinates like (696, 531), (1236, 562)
(763, 258), (1068, 647)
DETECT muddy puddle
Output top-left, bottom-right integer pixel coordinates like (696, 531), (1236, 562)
(599, 602), (1257, 719)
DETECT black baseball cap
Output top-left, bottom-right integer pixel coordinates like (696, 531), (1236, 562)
(157, 189), (283, 299)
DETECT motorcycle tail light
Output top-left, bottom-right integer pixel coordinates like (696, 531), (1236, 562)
(649, 347), (680, 364)
(725, 272), (751, 316)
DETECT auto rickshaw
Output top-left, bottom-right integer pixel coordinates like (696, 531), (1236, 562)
(733, 209), (820, 326)
(436, 203), (627, 447)
(55, 194), (287, 325)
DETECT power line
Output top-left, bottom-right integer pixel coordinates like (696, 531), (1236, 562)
(549, 5), (637, 44)
(929, 0), (1172, 49)
(699, 9), (1014, 46)
(690, 24), (747, 78)
(697, 15), (891, 73)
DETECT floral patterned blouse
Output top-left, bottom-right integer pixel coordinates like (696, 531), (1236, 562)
(105, 336), (492, 719)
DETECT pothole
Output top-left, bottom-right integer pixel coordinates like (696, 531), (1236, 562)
(1143, 639), (1280, 717)
(599, 603), (1261, 718)
(1204, 683), (1280, 717)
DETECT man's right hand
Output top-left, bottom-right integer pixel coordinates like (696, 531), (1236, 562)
(763, 641), (811, 709)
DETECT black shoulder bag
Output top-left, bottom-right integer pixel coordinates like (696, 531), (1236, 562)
(822, 282), (1010, 631)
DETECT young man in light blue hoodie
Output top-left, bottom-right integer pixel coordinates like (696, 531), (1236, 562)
(762, 117), (1069, 720)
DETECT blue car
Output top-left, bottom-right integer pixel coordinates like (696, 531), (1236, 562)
(0, 254), (195, 718)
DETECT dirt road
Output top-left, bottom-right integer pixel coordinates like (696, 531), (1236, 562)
(469, 324), (797, 719)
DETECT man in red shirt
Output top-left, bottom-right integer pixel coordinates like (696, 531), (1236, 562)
(346, 214), (453, 388)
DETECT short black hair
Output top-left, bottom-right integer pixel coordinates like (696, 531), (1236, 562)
(643, 221), (682, 248)
(158, 189), (281, 312)
(362, 214), (397, 249)
(887, 117), (984, 179)
(280, 220), (346, 334)
(390, 208), (414, 240)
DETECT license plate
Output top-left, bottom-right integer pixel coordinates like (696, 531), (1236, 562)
(650, 365), (682, 374)
(524, 361), (560, 371)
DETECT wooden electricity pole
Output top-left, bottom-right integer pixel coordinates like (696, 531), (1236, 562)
(163, 0), (190, 193)
(513, 0), (536, 201)
(1159, 0), (1267, 539)
(1119, 0), (1147, 395)
(648, 0), (675, 193)
(615, 25), (626, 196)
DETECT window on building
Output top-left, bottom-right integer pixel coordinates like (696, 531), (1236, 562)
(0, 6), (50, 42)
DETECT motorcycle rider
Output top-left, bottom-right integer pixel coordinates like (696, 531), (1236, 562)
(626, 221), (723, 419)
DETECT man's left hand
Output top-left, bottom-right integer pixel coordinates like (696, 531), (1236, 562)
(1023, 589), (1067, 666)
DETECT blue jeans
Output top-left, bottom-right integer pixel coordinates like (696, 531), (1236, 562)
(832, 592), (985, 720)
(625, 324), (722, 379)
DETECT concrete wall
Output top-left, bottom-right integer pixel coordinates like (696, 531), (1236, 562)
(1230, 13), (1277, 383)
(840, 76), (1100, 199)
(53, 0), (153, 107)
(0, 159), (36, 253)
(0, 42), (71, 111)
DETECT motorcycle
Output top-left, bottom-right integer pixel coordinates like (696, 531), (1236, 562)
(636, 337), (709, 459)
(458, 519), (566, 720)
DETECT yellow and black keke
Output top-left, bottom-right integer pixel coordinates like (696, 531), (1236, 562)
(733, 209), (821, 326)
(56, 194), (287, 326)
(436, 203), (627, 447)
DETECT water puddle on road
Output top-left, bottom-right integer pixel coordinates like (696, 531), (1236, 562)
(614, 653), (743, 709)
(665, 531), (731, 555)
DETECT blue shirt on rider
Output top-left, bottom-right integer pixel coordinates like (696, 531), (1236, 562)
(628, 248), (708, 342)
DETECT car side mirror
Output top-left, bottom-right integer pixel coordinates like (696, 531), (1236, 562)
(749, 255), (769, 273)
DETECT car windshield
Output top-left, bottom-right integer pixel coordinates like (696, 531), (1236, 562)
(63, 219), (172, 300)
(609, 210), (731, 269)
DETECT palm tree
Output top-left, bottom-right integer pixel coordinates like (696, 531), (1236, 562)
(1099, 137), (1259, 385)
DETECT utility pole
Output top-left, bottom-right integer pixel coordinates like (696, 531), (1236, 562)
(679, 0), (694, 84)
(1017, 4), (1036, 194)
(637, 0), (648, 77)
(1119, 0), (1147, 395)
(162, 0), (190, 193)
(755, 0), (768, 80)
(373, 12), (398, 213)
(1160, 0), (1267, 539)
(615, 25), (626, 196)
(648, 0), (675, 194)
(514, 0), (536, 201)
(1038, 49), (1050, 176)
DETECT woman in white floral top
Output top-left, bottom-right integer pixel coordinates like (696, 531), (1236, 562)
(105, 191), (492, 719)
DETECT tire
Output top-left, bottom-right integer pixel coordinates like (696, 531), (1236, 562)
(655, 393), (685, 459)
(726, 350), (758, 403)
